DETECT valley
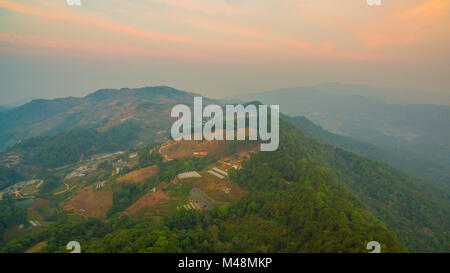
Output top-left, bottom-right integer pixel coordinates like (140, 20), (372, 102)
(0, 86), (447, 253)
(231, 85), (450, 191)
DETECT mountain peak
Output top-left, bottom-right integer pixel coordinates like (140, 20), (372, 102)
(85, 85), (198, 102)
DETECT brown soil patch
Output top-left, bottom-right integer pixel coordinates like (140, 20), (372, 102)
(191, 171), (244, 203)
(117, 165), (159, 183)
(63, 186), (113, 218)
(28, 198), (49, 211)
(124, 182), (170, 214)
(27, 198), (49, 219)
(160, 136), (260, 161)
(25, 241), (47, 253)
(159, 140), (226, 159)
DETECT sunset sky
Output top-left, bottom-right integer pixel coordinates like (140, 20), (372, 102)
(0, 0), (449, 103)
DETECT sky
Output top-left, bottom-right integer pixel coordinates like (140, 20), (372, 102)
(0, 0), (449, 104)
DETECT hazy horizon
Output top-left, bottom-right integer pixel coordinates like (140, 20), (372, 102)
(2, 81), (449, 107)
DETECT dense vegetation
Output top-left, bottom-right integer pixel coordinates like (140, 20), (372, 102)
(0, 86), (196, 151)
(138, 144), (163, 168)
(288, 116), (450, 191)
(1, 169), (405, 253)
(236, 86), (450, 191)
(0, 197), (27, 244)
(280, 119), (449, 252)
(0, 98), (82, 150)
(0, 110), (447, 253)
(1, 121), (409, 253)
(5, 121), (142, 169)
(0, 166), (23, 191)
(5, 184), (403, 253)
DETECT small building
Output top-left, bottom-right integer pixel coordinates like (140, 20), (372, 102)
(208, 170), (224, 179)
(177, 171), (201, 180)
(96, 181), (106, 189)
(212, 167), (228, 177)
(193, 151), (209, 156)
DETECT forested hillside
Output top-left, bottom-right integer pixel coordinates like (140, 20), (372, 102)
(0, 166), (23, 191)
(0, 197), (27, 244)
(2, 131), (406, 253)
(5, 118), (448, 253)
(0, 89), (447, 253)
(4, 121), (144, 169)
(0, 86), (209, 151)
(288, 116), (450, 191)
(232, 87), (450, 190)
(278, 120), (449, 252)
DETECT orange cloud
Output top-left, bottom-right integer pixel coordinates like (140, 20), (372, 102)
(148, 0), (245, 15)
(0, 32), (254, 63)
(357, 0), (450, 50)
(1, 1), (384, 62)
(149, 10), (374, 61)
(322, 42), (367, 61)
(399, 0), (450, 21)
(0, 0), (187, 43)
(361, 33), (417, 49)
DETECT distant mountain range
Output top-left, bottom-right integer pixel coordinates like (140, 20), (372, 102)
(229, 85), (450, 190)
(311, 83), (450, 106)
(2, 84), (448, 190)
(4, 97), (37, 108)
(0, 97), (37, 112)
(0, 85), (448, 253)
(287, 116), (450, 192)
(0, 86), (213, 151)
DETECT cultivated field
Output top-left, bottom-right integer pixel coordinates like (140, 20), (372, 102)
(63, 186), (113, 218)
(195, 169), (243, 204)
(159, 139), (259, 160)
(27, 198), (50, 220)
(124, 182), (170, 214)
(117, 165), (159, 183)
(25, 241), (47, 253)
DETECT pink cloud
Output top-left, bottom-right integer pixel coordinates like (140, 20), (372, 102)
(0, 0), (187, 43)
(361, 33), (417, 49)
(398, 0), (450, 21)
(148, 0), (245, 15)
(358, 0), (450, 50)
(1, 0), (385, 62)
(149, 10), (375, 61)
(0, 32), (255, 63)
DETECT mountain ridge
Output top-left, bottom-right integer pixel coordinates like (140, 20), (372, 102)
(0, 86), (448, 252)
(228, 86), (450, 190)
(0, 86), (208, 151)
